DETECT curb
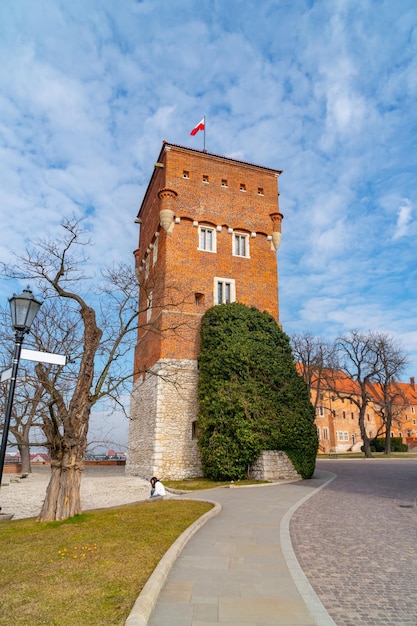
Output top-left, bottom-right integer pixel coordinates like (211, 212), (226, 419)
(124, 499), (222, 626)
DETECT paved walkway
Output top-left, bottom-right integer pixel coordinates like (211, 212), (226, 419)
(127, 470), (337, 626)
(126, 459), (417, 626)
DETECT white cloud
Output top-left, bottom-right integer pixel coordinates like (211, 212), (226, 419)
(393, 199), (413, 240)
(1, 0), (417, 440)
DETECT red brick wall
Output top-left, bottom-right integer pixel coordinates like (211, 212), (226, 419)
(133, 144), (282, 379)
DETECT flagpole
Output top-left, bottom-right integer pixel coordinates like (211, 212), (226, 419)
(203, 116), (206, 151)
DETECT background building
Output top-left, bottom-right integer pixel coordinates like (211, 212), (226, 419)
(126, 142), (283, 479)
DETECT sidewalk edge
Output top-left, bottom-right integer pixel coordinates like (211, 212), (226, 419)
(124, 499), (222, 626)
(280, 470), (338, 626)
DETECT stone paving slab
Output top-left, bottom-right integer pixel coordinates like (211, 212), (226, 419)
(143, 477), (332, 626)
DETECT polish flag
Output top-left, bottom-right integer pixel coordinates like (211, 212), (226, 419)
(190, 118), (205, 136)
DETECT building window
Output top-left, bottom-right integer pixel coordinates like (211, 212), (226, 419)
(192, 421), (199, 440)
(214, 277), (236, 305)
(413, 419), (416, 425)
(318, 406), (325, 417)
(183, 170), (189, 179)
(352, 412), (355, 420)
(407, 429), (411, 437)
(146, 292), (153, 322)
(152, 238), (158, 266)
(240, 183), (246, 192)
(198, 226), (216, 252)
(342, 411), (346, 419)
(221, 179), (228, 187)
(258, 187), (264, 195)
(323, 427), (329, 440)
(233, 233), (249, 257)
(195, 292), (205, 305)
(336, 431), (349, 442)
(145, 255), (150, 280)
(202, 174), (209, 183)
(412, 407), (415, 414)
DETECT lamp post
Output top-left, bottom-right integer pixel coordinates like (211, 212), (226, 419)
(0, 287), (42, 490)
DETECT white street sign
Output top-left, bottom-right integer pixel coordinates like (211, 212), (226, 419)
(21, 348), (67, 366)
(1, 368), (12, 383)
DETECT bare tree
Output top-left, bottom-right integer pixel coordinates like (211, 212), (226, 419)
(331, 330), (408, 458)
(371, 334), (408, 454)
(291, 333), (334, 410)
(0, 218), (139, 520)
(1, 216), (191, 521)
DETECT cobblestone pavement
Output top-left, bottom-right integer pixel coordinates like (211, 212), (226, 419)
(290, 459), (417, 626)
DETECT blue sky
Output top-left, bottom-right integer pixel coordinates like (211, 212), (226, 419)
(1, 0), (417, 445)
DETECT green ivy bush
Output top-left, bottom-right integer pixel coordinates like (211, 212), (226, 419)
(198, 303), (318, 480)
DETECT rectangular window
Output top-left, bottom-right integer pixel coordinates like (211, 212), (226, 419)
(152, 238), (158, 266)
(336, 431), (349, 442)
(214, 277), (236, 305)
(146, 291), (153, 322)
(199, 226), (216, 252)
(258, 187), (264, 195)
(318, 406), (325, 417)
(240, 183), (246, 191)
(221, 179), (228, 187)
(411, 407), (415, 414)
(183, 170), (189, 179)
(202, 174), (209, 183)
(233, 233), (249, 257)
(323, 427), (329, 440)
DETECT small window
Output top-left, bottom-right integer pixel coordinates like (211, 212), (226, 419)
(413, 419), (416, 425)
(411, 407), (415, 414)
(192, 421), (199, 440)
(240, 183), (246, 192)
(152, 238), (158, 266)
(145, 255), (150, 280)
(183, 170), (189, 179)
(194, 292), (205, 305)
(318, 406), (325, 417)
(323, 427), (329, 440)
(233, 233), (249, 257)
(407, 429), (411, 437)
(146, 291), (153, 322)
(366, 414), (370, 421)
(258, 187), (264, 195)
(342, 411), (346, 419)
(221, 179), (228, 187)
(214, 277), (236, 305)
(198, 226), (216, 252)
(202, 174), (209, 183)
(352, 413), (355, 420)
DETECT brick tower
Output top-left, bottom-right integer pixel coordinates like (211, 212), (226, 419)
(126, 142), (283, 479)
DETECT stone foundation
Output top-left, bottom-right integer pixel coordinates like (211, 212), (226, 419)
(126, 359), (202, 480)
(249, 450), (301, 481)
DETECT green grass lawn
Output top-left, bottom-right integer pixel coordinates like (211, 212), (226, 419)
(0, 499), (212, 626)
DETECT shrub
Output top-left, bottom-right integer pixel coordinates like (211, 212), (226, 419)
(198, 303), (318, 480)
(370, 437), (408, 452)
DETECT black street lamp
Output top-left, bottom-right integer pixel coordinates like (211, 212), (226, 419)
(0, 287), (42, 491)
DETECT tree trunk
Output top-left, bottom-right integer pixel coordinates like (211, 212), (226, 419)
(19, 444), (32, 474)
(37, 449), (84, 522)
(358, 412), (373, 458)
(384, 418), (392, 454)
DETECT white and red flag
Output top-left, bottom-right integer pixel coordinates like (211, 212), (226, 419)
(190, 118), (205, 136)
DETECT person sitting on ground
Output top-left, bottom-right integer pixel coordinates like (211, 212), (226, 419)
(150, 476), (166, 498)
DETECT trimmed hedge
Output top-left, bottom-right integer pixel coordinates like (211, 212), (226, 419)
(366, 437), (409, 453)
(197, 303), (318, 480)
